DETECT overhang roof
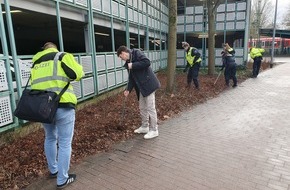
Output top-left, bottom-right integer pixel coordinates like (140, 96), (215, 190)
(260, 29), (290, 39)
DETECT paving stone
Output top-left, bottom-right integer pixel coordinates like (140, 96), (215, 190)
(27, 63), (290, 190)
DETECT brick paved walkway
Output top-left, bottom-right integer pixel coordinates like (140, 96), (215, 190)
(27, 63), (290, 190)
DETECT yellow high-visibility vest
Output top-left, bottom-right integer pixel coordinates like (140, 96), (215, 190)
(250, 48), (265, 59)
(186, 47), (201, 67)
(31, 48), (83, 105)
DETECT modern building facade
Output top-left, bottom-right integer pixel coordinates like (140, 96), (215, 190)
(0, 0), (250, 133)
(176, 0), (250, 67)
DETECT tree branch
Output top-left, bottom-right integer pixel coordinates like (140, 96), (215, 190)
(212, 0), (221, 14)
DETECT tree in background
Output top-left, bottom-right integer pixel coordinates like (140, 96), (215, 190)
(166, 0), (177, 93)
(206, 0), (221, 75)
(250, 0), (274, 41)
(206, 0), (214, 75)
(282, 4), (290, 29)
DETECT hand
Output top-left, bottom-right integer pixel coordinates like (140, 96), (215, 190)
(124, 90), (129, 97)
(128, 62), (132, 69)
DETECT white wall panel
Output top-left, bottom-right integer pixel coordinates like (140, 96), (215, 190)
(82, 77), (94, 96)
(92, 0), (101, 11)
(227, 3), (235, 11)
(226, 12), (235, 21)
(177, 25), (184, 32)
(108, 72), (115, 87)
(226, 22), (235, 30)
(216, 22), (224, 30)
(195, 15), (203, 22)
(177, 16), (184, 24)
(116, 70), (123, 84)
(80, 56), (93, 74)
(120, 5), (125, 19)
(186, 15), (194, 23)
(96, 55), (106, 71)
(71, 81), (82, 99)
(0, 96), (13, 127)
(195, 24), (203, 32)
(98, 74), (107, 91)
(112, 1), (119, 16)
(237, 12), (246, 20)
(217, 4), (225, 12)
(186, 25), (193, 32)
(236, 21), (246, 29)
(106, 54), (115, 69)
(237, 2), (246, 11)
(186, 7), (194, 15)
(195, 6), (203, 14)
(216, 13), (225, 22)
(0, 61), (8, 91)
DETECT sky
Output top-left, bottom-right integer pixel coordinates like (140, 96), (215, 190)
(271, 0), (290, 24)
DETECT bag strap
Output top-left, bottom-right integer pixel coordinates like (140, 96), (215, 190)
(55, 82), (70, 101)
(26, 52), (70, 99)
(53, 52), (70, 100)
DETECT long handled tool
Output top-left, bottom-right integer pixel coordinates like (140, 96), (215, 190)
(119, 69), (131, 126)
(214, 70), (222, 85)
(119, 96), (127, 126)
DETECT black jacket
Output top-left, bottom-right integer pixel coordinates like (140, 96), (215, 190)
(124, 49), (161, 99)
(184, 47), (201, 70)
(222, 54), (236, 70)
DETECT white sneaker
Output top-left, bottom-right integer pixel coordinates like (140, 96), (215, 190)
(134, 126), (149, 134)
(144, 130), (159, 139)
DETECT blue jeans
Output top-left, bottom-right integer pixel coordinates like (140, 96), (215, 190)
(42, 108), (75, 185)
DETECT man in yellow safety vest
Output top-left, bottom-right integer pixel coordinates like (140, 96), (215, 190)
(182, 42), (202, 90)
(31, 42), (83, 189)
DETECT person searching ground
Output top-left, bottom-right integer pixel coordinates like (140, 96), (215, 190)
(220, 43), (238, 88)
(117, 45), (161, 139)
(249, 46), (265, 78)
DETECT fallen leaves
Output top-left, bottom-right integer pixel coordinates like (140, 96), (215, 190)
(0, 70), (248, 189)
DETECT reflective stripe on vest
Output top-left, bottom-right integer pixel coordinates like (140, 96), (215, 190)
(32, 52), (70, 86)
(186, 47), (201, 67)
(31, 52), (77, 104)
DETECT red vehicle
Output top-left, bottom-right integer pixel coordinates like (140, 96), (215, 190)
(249, 37), (290, 54)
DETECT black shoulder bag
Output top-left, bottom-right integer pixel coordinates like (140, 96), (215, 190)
(14, 52), (69, 124)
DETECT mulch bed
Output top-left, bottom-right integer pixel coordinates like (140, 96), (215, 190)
(0, 69), (252, 189)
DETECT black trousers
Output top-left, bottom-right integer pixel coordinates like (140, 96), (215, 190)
(253, 57), (262, 77)
(224, 63), (237, 86)
(187, 63), (200, 88)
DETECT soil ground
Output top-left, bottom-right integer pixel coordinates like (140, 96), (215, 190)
(0, 65), (266, 189)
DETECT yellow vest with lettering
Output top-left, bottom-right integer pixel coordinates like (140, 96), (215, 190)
(31, 48), (83, 105)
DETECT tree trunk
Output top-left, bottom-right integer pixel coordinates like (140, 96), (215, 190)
(166, 0), (177, 93)
(207, 0), (216, 75)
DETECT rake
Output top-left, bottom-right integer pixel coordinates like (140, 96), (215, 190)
(214, 70), (222, 85)
(119, 69), (131, 126)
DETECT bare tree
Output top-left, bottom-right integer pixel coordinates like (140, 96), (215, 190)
(250, 0), (274, 38)
(166, 0), (177, 93)
(206, 0), (221, 75)
(282, 4), (290, 29)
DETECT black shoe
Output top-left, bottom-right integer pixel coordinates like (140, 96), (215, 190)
(48, 172), (58, 179)
(57, 174), (76, 189)
(232, 84), (237, 88)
